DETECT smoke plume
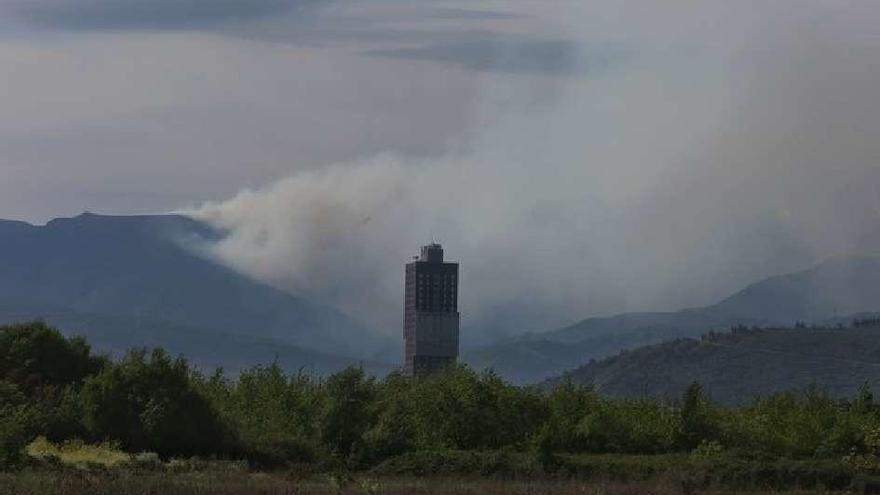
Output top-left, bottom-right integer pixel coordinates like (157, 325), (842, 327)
(191, 1), (880, 343)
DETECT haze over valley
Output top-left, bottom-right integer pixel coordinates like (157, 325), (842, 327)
(1, 211), (879, 392)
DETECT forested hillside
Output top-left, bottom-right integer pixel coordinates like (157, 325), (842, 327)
(467, 256), (880, 383)
(549, 319), (880, 404)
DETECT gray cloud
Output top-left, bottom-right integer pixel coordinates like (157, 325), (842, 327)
(11, 0), (316, 30)
(418, 8), (520, 21)
(366, 36), (624, 76)
(3, 0), (569, 78)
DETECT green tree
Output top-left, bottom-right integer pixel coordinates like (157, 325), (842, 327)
(0, 321), (103, 393)
(533, 380), (597, 459)
(679, 382), (717, 450)
(0, 321), (104, 443)
(321, 367), (376, 462)
(0, 381), (37, 468)
(364, 371), (414, 461)
(578, 397), (678, 454)
(78, 348), (229, 457)
(195, 363), (322, 465)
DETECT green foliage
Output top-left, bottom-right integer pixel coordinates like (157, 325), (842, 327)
(404, 366), (545, 452)
(0, 321), (103, 393)
(194, 363), (322, 465)
(321, 367), (376, 463)
(678, 382), (718, 449)
(77, 348), (230, 457)
(534, 380), (598, 457)
(577, 396), (679, 454)
(363, 372), (414, 460)
(0, 321), (104, 445)
(6, 321), (880, 473)
(0, 381), (38, 468)
(720, 386), (849, 457)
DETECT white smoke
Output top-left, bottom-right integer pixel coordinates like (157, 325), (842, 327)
(190, 1), (880, 342)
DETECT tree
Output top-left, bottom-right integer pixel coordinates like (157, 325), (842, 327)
(195, 363), (323, 465)
(679, 382), (716, 450)
(534, 380), (597, 459)
(0, 321), (103, 393)
(0, 381), (37, 468)
(321, 367), (376, 462)
(364, 371), (414, 461)
(0, 321), (104, 443)
(78, 348), (229, 457)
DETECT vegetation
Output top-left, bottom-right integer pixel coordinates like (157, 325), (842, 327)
(4, 470), (851, 495)
(553, 323), (880, 403)
(6, 321), (880, 493)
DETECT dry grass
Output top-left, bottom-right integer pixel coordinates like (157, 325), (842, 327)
(0, 471), (848, 495)
(25, 437), (131, 468)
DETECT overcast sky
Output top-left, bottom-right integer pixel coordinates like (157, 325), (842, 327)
(0, 0), (565, 222)
(1, 1), (879, 338)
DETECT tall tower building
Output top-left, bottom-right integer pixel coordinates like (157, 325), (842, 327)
(404, 243), (460, 374)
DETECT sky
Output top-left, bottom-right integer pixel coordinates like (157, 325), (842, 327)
(1, 1), (879, 341)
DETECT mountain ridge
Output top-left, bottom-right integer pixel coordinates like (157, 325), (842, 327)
(545, 319), (880, 404)
(0, 213), (393, 372)
(465, 254), (880, 383)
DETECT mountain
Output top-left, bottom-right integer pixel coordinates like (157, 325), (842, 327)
(465, 255), (880, 383)
(545, 319), (880, 404)
(0, 304), (393, 376)
(0, 213), (393, 373)
(710, 255), (880, 322)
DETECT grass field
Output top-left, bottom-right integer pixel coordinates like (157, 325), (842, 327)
(1, 439), (874, 494)
(0, 471), (853, 495)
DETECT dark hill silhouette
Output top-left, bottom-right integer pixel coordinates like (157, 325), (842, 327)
(0, 213), (391, 372)
(545, 319), (880, 404)
(465, 255), (880, 383)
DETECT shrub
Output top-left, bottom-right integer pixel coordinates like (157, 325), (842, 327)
(128, 452), (162, 470)
(194, 364), (323, 466)
(0, 321), (103, 393)
(678, 382), (719, 449)
(0, 381), (37, 469)
(77, 348), (231, 457)
(321, 367), (376, 463)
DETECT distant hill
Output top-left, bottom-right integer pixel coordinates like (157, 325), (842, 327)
(710, 255), (880, 321)
(465, 255), (880, 383)
(545, 320), (880, 404)
(0, 213), (394, 373)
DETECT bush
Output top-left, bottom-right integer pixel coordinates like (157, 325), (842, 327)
(0, 321), (103, 393)
(405, 366), (546, 452)
(678, 382), (719, 449)
(321, 367), (376, 463)
(194, 364), (323, 466)
(127, 452), (162, 470)
(0, 382), (37, 469)
(77, 348), (231, 457)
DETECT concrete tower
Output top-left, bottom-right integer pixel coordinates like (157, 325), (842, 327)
(404, 243), (460, 374)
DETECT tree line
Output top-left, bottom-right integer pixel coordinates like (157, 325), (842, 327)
(3, 321), (880, 469)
